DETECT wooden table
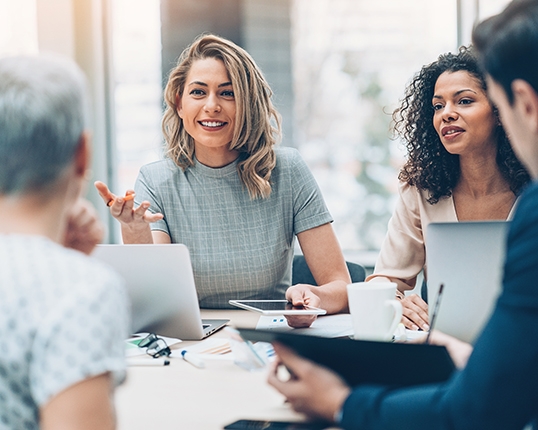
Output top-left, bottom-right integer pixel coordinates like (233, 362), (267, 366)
(115, 310), (305, 429)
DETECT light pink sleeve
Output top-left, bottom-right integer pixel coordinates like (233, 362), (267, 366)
(366, 182), (457, 292)
(366, 182), (425, 291)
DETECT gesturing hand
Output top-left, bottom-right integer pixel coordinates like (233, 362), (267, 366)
(94, 181), (164, 227)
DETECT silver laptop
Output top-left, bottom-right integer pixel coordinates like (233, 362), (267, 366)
(426, 221), (509, 344)
(92, 244), (228, 340)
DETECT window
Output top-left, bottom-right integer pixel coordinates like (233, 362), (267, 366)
(291, 0), (458, 254)
(3, 0), (510, 252)
(112, 0), (162, 194)
(0, 0), (38, 56)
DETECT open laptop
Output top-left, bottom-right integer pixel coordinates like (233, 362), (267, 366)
(92, 244), (229, 340)
(426, 221), (509, 344)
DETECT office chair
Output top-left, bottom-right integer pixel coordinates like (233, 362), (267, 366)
(291, 254), (366, 285)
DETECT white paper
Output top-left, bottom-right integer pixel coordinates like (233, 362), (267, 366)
(256, 313), (354, 338)
(170, 337), (233, 361)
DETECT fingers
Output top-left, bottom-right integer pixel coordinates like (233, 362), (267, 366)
(400, 294), (429, 331)
(107, 192), (135, 219)
(268, 343), (351, 421)
(272, 343), (311, 377)
(286, 289), (305, 307)
(64, 198), (105, 255)
(428, 330), (473, 369)
(284, 285), (321, 328)
(286, 284), (321, 308)
(94, 181), (116, 206)
(285, 314), (317, 329)
(95, 179), (163, 226)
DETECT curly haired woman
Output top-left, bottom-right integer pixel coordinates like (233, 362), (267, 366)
(95, 34), (350, 325)
(366, 46), (530, 330)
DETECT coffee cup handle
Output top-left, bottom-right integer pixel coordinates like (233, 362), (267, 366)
(385, 299), (403, 339)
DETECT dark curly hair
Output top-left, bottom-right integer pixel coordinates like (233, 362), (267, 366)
(394, 46), (530, 204)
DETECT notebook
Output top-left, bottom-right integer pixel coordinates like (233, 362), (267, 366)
(92, 244), (229, 340)
(426, 221), (509, 344)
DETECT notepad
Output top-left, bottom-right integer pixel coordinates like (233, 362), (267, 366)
(255, 314), (354, 338)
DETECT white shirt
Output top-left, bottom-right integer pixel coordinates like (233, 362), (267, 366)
(0, 235), (130, 430)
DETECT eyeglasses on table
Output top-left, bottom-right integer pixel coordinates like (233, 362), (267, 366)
(137, 333), (172, 358)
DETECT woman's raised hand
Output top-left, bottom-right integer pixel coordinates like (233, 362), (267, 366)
(94, 181), (164, 227)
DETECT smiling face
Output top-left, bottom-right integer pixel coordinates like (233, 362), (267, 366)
(178, 57), (237, 166)
(432, 70), (497, 157)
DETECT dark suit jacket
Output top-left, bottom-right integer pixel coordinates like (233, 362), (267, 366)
(341, 181), (538, 430)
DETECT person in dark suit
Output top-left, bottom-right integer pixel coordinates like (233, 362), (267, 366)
(267, 1), (538, 428)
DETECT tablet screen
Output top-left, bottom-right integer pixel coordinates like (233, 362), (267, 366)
(229, 300), (326, 315)
(241, 301), (303, 311)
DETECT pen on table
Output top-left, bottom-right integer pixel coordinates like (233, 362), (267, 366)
(425, 283), (444, 344)
(126, 358), (170, 367)
(181, 350), (205, 369)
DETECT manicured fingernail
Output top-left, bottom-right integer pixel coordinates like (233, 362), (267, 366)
(423, 324), (430, 331)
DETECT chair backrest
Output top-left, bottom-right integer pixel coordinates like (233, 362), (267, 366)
(292, 255), (366, 286)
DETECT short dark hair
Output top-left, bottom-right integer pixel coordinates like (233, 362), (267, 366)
(473, 0), (538, 104)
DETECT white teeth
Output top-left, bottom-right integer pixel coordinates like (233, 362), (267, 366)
(201, 121), (224, 127)
(445, 129), (460, 135)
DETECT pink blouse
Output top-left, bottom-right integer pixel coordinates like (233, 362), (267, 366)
(366, 181), (516, 292)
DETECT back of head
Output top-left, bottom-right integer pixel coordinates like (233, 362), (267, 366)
(0, 54), (87, 195)
(473, 0), (538, 102)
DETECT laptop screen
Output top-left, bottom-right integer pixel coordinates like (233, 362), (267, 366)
(426, 221), (508, 344)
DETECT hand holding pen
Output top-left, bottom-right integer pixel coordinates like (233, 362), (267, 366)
(94, 180), (164, 225)
(426, 330), (473, 369)
(424, 283), (473, 369)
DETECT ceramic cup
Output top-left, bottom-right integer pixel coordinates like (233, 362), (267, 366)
(347, 282), (402, 341)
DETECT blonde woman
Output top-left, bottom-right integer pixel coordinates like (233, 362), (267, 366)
(96, 34), (350, 323)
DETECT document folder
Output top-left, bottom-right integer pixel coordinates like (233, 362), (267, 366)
(238, 328), (455, 386)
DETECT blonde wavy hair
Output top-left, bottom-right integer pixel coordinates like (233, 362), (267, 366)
(162, 33), (281, 199)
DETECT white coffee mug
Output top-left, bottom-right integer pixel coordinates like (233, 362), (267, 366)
(347, 282), (402, 341)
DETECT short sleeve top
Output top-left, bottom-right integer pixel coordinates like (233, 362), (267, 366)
(134, 146), (333, 307)
(0, 235), (130, 430)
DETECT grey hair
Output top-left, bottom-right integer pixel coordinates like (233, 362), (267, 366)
(0, 54), (88, 194)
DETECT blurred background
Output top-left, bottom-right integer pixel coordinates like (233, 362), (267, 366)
(0, 0), (511, 268)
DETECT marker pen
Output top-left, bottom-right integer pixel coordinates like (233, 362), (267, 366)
(107, 192), (135, 207)
(181, 350), (205, 369)
(127, 358), (170, 367)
